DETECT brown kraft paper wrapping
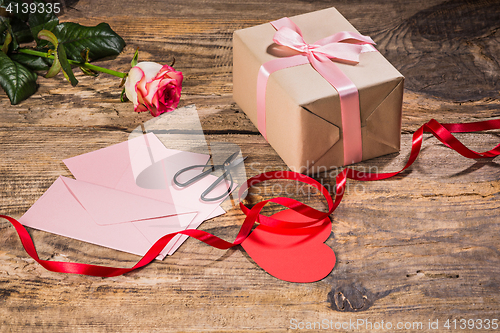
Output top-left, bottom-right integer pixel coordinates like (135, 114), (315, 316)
(233, 7), (404, 173)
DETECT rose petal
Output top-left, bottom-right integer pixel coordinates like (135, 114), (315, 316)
(136, 62), (163, 81)
(137, 85), (154, 112)
(158, 65), (183, 85)
(154, 80), (180, 113)
(134, 103), (148, 113)
(149, 106), (161, 117)
(144, 77), (161, 106)
(124, 67), (144, 106)
(135, 70), (149, 105)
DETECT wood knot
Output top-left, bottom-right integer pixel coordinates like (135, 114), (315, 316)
(327, 283), (392, 312)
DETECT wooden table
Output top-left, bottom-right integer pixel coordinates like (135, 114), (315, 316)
(1, 0), (499, 331)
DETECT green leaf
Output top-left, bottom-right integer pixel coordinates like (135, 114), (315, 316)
(120, 87), (128, 102)
(45, 52), (60, 77)
(1, 29), (10, 53)
(37, 29), (61, 77)
(0, 2), (33, 49)
(10, 16), (32, 44)
(131, 47), (139, 67)
(1, 4), (12, 46)
(29, 0), (58, 48)
(1, 0), (55, 48)
(0, 17), (17, 50)
(0, 16), (7, 43)
(52, 22), (125, 61)
(0, 50), (37, 104)
(38, 28), (58, 46)
(56, 43), (77, 86)
(9, 52), (52, 71)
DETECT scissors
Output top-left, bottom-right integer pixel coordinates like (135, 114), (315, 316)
(173, 152), (247, 202)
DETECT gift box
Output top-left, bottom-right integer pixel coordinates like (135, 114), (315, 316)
(233, 7), (404, 173)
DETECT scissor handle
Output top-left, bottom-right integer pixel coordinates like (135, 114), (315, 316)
(173, 164), (216, 187)
(200, 171), (234, 202)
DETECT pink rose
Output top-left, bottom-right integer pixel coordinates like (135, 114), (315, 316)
(124, 62), (183, 117)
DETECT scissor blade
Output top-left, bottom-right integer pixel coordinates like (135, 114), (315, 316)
(222, 151), (239, 164)
(226, 156), (247, 168)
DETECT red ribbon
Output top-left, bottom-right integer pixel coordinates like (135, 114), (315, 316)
(0, 170), (332, 277)
(1, 118), (500, 277)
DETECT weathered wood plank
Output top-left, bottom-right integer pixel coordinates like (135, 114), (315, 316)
(1, 0), (500, 331)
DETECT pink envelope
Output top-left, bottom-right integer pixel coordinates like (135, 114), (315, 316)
(20, 133), (228, 259)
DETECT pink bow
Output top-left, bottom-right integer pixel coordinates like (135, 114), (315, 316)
(272, 25), (374, 64)
(257, 18), (377, 166)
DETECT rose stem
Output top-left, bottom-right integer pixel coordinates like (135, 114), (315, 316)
(17, 48), (128, 78)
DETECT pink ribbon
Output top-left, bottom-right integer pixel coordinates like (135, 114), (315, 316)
(257, 17), (377, 165)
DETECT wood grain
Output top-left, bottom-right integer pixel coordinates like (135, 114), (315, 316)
(374, 0), (500, 101)
(1, 0), (499, 332)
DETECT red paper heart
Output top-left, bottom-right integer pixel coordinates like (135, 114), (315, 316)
(241, 209), (335, 283)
